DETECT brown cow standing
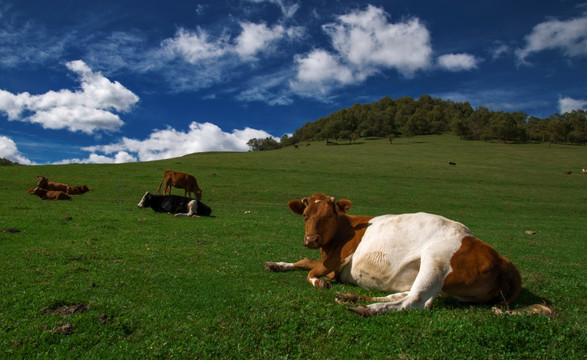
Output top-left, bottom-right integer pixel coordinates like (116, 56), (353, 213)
(32, 187), (72, 200)
(156, 171), (202, 200)
(36, 176), (69, 192)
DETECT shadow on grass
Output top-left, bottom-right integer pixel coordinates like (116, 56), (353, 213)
(436, 287), (550, 310)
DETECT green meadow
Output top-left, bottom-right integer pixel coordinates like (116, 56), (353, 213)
(0, 135), (585, 359)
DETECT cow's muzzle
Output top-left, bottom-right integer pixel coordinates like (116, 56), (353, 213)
(304, 234), (321, 249)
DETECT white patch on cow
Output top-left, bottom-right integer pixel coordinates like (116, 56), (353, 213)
(340, 213), (469, 309)
(310, 277), (320, 287)
(175, 199), (199, 217)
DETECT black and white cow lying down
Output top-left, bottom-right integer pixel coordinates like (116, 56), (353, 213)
(137, 192), (211, 217)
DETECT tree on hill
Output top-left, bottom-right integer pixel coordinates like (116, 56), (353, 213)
(249, 97), (586, 148)
(0, 157), (20, 166)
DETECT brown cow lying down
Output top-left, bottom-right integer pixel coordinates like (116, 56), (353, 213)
(37, 176), (68, 192)
(265, 194), (521, 316)
(32, 187), (72, 200)
(68, 185), (90, 195)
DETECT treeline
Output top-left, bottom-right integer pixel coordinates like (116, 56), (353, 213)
(249, 95), (587, 150)
(0, 157), (20, 166)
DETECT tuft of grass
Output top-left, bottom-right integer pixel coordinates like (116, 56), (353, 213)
(0, 135), (585, 358)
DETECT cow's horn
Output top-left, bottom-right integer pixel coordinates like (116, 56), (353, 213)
(301, 197), (309, 205)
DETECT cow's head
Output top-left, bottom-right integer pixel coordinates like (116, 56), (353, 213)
(196, 190), (203, 200)
(36, 176), (48, 187)
(137, 191), (152, 208)
(288, 193), (352, 249)
(32, 187), (46, 196)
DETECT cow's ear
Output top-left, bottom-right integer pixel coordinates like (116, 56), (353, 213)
(336, 199), (352, 214)
(288, 199), (306, 215)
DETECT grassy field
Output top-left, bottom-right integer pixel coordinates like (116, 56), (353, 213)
(0, 135), (585, 359)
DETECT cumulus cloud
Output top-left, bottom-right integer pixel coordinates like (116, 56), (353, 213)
(234, 22), (286, 60)
(516, 14), (587, 63)
(0, 135), (33, 165)
(62, 122), (276, 164)
(0, 60), (139, 134)
(161, 28), (230, 64)
(437, 53), (479, 71)
(292, 5), (432, 96)
(559, 96), (587, 114)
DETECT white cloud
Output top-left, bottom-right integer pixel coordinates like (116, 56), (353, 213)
(66, 122), (276, 164)
(236, 72), (295, 105)
(292, 5), (432, 97)
(295, 49), (354, 85)
(559, 96), (587, 114)
(234, 22), (286, 60)
(437, 53), (479, 71)
(490, 42), (510, 60)
(0, 135), (33, 165)
(326, 5), (432, 75)
(516, 14), (587, 63)
(161, 28), (230, 64)
(0, 60), (139, 134)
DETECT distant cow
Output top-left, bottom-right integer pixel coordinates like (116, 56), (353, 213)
(156, 171), (202, 199)
(265, 193), (521, 316)
(36, 176), (69, 192)
(32, 187), (72, 200)
(68, 185), (90, 195)
(449, 161), (456, 166)
(582, 168), (586, 175)
(137, 192), (211, 217)
(565, 171), (572, 175)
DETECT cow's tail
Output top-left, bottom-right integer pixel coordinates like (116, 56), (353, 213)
(498, 258), (521, 306)
(156, 175), (165, 194)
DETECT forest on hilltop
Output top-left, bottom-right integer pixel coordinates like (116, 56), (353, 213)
(248, 95), (587, 151)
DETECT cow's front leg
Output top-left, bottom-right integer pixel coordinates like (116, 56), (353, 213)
(264, 258), (320, 272)
(307, 263), (334, 289)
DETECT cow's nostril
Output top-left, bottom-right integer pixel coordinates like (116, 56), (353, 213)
(304, 235), (321, 248)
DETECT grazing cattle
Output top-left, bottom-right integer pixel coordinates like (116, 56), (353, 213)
(449, 161), (456, 166)
(137, 192), (211, 217)
(36, 176), (69, 192)
(156, 171), (203, 200)
(265, 193), (521, 316)
(582, 168), (586, 175)
(565, 170), (572, 175)
(32, 187), (72, 200)
(68, 185), (90, 195)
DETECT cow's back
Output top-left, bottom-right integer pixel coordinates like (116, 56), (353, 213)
(340, 212), (472, 292)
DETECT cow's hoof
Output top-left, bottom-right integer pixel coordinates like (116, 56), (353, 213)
(318, 279), (332, 289)
(348, 305), (373, 317)
(264, 262), (280, 272)
(335, 293), (361, 304)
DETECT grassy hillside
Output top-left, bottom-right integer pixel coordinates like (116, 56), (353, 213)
(1, 135), (585, 359)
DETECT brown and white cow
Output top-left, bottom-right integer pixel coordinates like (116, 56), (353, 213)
(36, 176), (69, 192)
(582, 168), (586, 175)
(156, 171), (202, 199)
(265, 193), (521, 316)
(32, 187), (72, 200)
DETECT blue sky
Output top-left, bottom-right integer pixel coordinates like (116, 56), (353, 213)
(0, 0), (586, 164)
